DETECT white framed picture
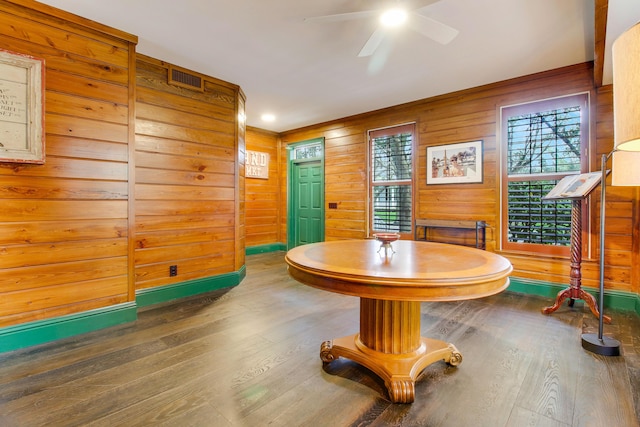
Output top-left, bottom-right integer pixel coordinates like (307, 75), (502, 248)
(427, 140), (483, 185)
(0, 49), (45, 164)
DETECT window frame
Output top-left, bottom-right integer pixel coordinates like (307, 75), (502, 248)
(368, 123), (416, 238)
(500, 93), (590, 256)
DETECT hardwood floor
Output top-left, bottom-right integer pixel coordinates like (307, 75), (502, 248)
(1, 251), (639, 427)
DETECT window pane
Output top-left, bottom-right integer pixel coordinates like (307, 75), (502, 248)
(507, 107), (582, 176)
(373, 185), (412, 233)
(507, 180), (572, 246)
(372, 133), (412, 182)
(502, 94), (586, 251)
(369, 124), (414, 236)
(294, 143), (322, 159)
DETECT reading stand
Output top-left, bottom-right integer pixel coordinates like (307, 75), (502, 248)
(540, 172), (611, 323)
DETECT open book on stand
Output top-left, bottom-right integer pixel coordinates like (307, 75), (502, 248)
(542, 171), (607, 201)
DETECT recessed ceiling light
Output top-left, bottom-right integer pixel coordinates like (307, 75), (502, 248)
(261, 113), (276, 122)
(380, 8), (408, 28)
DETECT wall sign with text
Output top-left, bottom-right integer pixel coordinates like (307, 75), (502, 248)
(0, 49), (45, 164)
(246, 150), (270, 179)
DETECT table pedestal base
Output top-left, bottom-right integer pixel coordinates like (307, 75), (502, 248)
(320, 335), (461, 403)
(320, 298), (462, 403)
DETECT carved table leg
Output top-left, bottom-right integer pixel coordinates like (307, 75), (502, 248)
(320, 340), (335, 363)
(319, 298), (462, 403)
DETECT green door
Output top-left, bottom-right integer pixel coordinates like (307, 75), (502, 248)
(292, 160), (323, 247)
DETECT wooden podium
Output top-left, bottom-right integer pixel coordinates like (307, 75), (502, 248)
(541, 172), (611, 323)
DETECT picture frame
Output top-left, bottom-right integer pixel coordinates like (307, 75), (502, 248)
(427, 140), (483, 185)
(0, 49), (45, 164)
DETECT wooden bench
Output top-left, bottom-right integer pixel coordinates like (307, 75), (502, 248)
(414, 219), (487, 249)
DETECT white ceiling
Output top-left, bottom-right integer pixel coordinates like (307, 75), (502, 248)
(35, 0), (640, 133)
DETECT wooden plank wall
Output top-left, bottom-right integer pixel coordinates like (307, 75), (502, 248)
(276, 62), (639, 296)
(245, 127), (280, 248)
(0, 1), (244, 330)
(594, 85), (639, 295)
(236, 92), (246, 270)
(134, 55), (241, 291)
(0, 0), (137, 327)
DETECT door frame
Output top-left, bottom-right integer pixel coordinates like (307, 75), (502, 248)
(287, 138), (325, 250)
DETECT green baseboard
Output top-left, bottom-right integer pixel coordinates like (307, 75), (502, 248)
(0, 302), (137, 354)
(3, 269), (637, 354)
(246, 243), (286, 255)
(508, 277), (640, 316)
(136, 266), (245, 308)
(0, 267), (246, 354)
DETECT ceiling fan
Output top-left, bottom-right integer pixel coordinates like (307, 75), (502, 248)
(305, 0), (459, 57)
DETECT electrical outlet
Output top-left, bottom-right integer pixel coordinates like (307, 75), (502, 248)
(169, 265), (178, 277)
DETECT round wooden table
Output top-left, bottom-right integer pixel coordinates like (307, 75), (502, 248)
(285, 239), (513, 403)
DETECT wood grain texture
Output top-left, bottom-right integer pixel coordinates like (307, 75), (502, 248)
(0, 252), (637, 426)
(245, 127), (281, 247)
(0, 0), (134, 327)
(275, 62), (639, 295)
(285, 240), (512, 301)
(0, 1), (242, 328)
(134, 55), (241, 291)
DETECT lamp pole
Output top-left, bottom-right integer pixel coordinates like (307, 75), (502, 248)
(580, 152), (621, 356)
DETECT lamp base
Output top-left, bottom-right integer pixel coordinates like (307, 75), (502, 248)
(581, 333), (621, 356)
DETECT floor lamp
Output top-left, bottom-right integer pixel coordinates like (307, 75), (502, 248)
(581, 21), (640, 356)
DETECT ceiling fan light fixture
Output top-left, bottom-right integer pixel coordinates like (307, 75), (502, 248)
(261, 113), (276, 123)
(379, 8), (407, 28)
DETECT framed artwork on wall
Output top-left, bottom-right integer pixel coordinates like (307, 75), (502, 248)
(0, 49), (45, 164)
(427, 140), (483, 185)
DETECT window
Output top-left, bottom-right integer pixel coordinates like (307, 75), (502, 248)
(501, 94), (589, 255)
(369, 123), (415, 236)
(293, 142), (322, 159)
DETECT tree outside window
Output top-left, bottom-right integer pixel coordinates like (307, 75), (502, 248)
(369, 123), (415, 236)
(501, 94), (589, 255)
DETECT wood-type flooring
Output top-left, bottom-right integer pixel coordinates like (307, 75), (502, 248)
(1, 251), (639, 426)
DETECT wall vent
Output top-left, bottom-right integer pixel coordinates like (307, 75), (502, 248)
(168, 65), (204, 92)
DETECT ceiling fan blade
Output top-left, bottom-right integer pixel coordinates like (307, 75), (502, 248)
(358, 27), (386, 57)
(304, 10), (378, 23)
(409, 12), (459, 45)
(401, 0), (442, 11)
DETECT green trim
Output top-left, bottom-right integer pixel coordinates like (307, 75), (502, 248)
(3, 272), (635, 354)
(0, 268), (247, 354)
(0, 302), (137, 354)
(507, 277), (573, 299)
(508, 276), (640, 315)
(246, 243), (286, 255)
(136, 267), (245, 308)
(287, 138), (325, 250)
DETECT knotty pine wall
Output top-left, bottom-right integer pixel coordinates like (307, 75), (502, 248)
(237, 94), (246, 270)
(134, 55), (244, 291)
(275, 62), (639, 296)
(245, 127), (281, 248)
(0, 0), (245, 335)
(0, 0), (137, 327)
